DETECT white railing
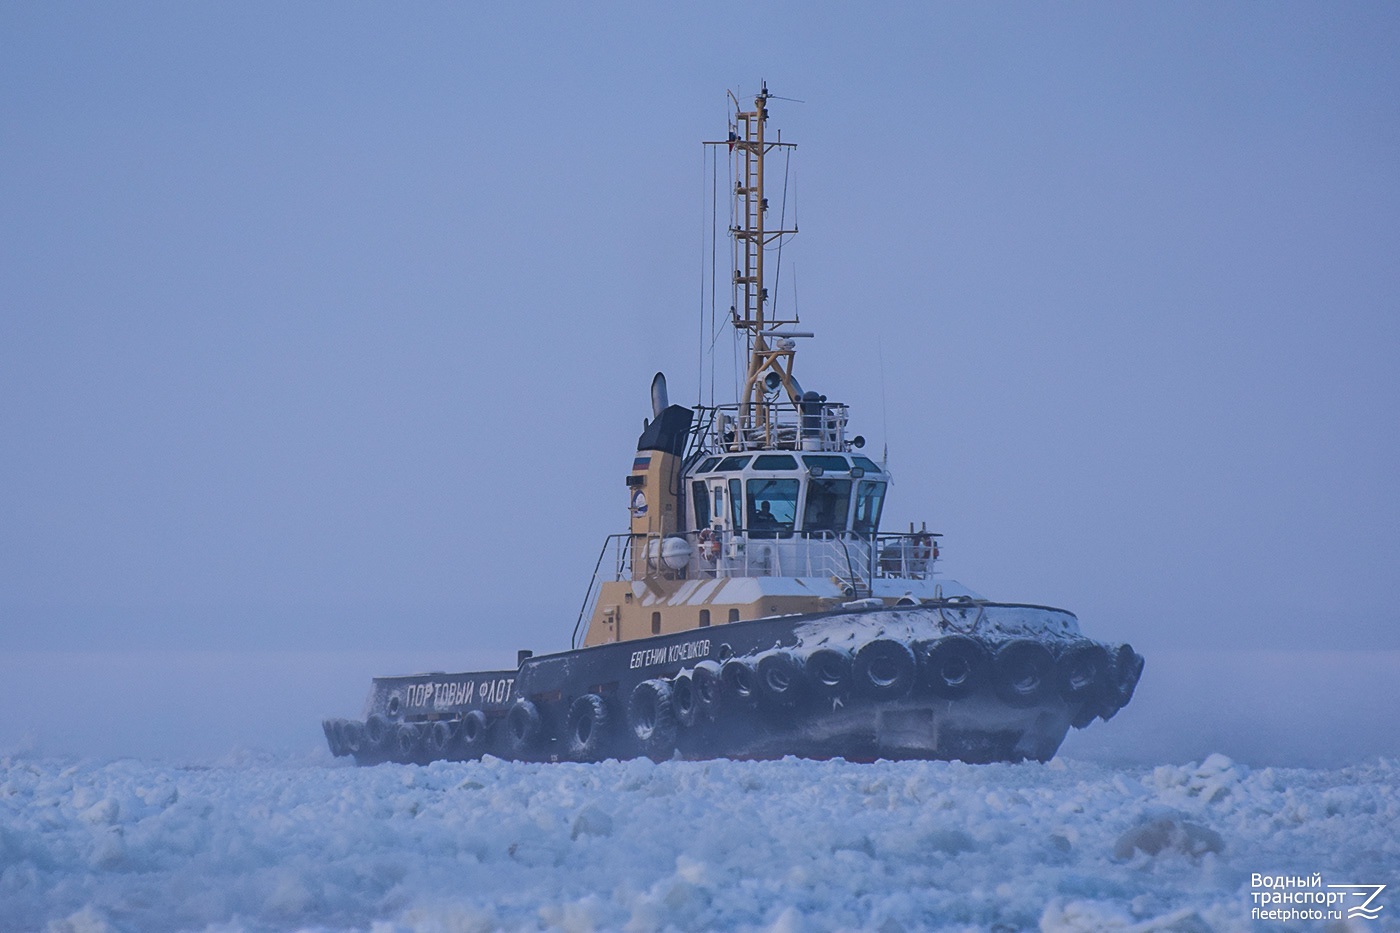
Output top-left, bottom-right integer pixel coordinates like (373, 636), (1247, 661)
(703, 400), (851, 453)
(572, 530), (942, 647)
(587, 530), (938, 586)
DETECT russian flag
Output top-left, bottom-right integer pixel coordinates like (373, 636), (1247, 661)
(632, 455), (651, 472)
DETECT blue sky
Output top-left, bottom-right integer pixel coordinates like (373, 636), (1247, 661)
(3, 1), (1398, 680)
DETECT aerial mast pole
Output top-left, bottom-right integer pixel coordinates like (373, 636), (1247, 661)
(707, 83), (798, 445)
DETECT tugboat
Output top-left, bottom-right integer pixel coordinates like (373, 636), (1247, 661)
(322, 85), (1143, 766)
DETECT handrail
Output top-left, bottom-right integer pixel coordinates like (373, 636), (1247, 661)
(571, 528), (945, 647)
(570, 533), (637, 649)
(691, 399), (853, 453)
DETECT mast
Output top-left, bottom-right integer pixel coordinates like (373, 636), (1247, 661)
(707, 83), (799, 443)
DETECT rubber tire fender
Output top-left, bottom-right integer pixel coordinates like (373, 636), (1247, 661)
(628, 679), (678, 761)
(565, 693), (613, 762)
(921, 636), (989, 700)
(755, 651), (806, 708)
(459, 709), (489, 758)
(425, 720), (455, 760)
(394, 722), (425, 763)
(993, 640), (1056, 708)
(1100, 644), (1145, 721)
(805, 647), (853, 698)
(322, 719), (345, 757)
(364, 713), (391, 750)
(670, 672), (698, 728)
(692, 660), (723, 719)
(853, 639), (917, 700)
(341, 720), (365, 755)
(720, 658), (758, 705)
(1056, 642), (1110, 702)
(506, 698), (543, 758)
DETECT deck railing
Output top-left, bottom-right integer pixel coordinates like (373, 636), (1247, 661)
(571, 528), (940, 647)
(697, 399), (852, 453)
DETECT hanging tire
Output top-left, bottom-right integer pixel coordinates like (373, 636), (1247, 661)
(394, 722), (425, 762)
(342, 720), (365, 755)
(756, 651), (806, 708)
(1056, 642), (1109, 702)
(670, 673), (698, 728)
(565, 693), (613, 761)
(693, 660), (724, 719)
(920, 636), (988, 699)
(322, 719), (344, 757)
(364, 713), (391, 749)
(459, 709), (489, 758)
(1100, 644), (1145, 721)
(628, 680), (678, 761)
(506, 699), (543, 757)
(993, 640), (1055, 708)
(425, 720), (455, 760)
(721, 659), (758, 705)
(805, 647), (853, 698)
(854, 639), (917, 699)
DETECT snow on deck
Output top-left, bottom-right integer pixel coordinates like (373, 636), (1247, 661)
(3, 753), (1395, 933)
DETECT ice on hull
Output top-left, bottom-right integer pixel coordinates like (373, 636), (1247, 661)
(323, 605), (1143, 766)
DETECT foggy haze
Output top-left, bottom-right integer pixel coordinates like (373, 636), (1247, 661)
(2, 3), (1397, 764)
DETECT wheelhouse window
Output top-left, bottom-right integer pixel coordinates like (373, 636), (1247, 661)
(716, 455), (752, 472)
(853, 480), (887, 535)
(728, 478), (743, 529)
(802, 455), (849, 473)
(695, 456), (721, 473)
(803, 478), (852, 534)
(746, 478), (799, 538)
(853, 455), (882, 474)
(691, 481), (710, 530)
(753, 454), (798, 470)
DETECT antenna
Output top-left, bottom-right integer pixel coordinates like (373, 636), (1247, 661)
(878, 334), (889, 454)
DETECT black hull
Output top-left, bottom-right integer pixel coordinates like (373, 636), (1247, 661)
(322, 602), (1143, 766)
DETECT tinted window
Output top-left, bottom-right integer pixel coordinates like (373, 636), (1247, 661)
(753, 454), (798, 470)
(717, 455), (752, 471)
(803, 478), (852, 533)
(853, 456), (882, 473)
(728, 478), (743, 529)
(802, 455), (849, 472)
(691, 481), (710, 529)
(853, 480), (887, 535)
(695, 456), (721, 473)
(746, 478), (799, 537)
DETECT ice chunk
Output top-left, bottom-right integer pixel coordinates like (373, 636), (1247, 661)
(43, 907), (115, 933)
(571, 802), (614, 839)
(1113, 816), (1224, 860)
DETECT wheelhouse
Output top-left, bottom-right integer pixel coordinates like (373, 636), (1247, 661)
(687, 452), (889, 540)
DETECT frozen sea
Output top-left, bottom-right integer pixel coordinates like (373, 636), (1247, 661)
(2, 647), (1398, 931)
(3, 751), (1396, 933)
